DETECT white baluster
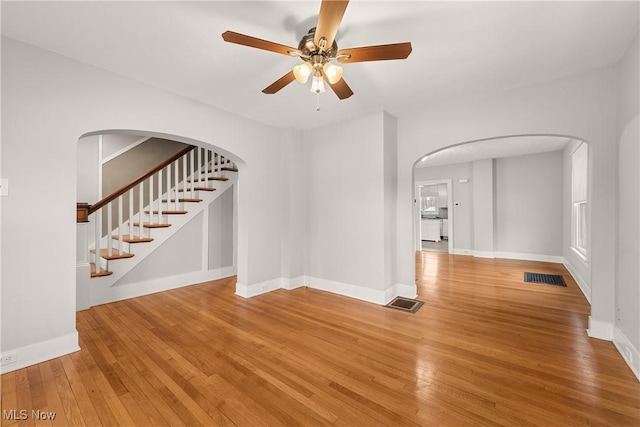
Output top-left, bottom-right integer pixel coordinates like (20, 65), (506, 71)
(208, 149), (213, 188)
(166, 163), (171, 211)
(138, 182), (144, 237)
(197, 147), (202, 188)
(183, 155), (188, 201)
(118, 195), (124, 254)
(174, 159), (179, 210)
(107, 202), (113, 257)
(149, 173), (154, 226)
(158, 169), (163, 223)
(94, 209), (101, 272)
(190, 149), (195, 199)
(129, 190), (134, 239)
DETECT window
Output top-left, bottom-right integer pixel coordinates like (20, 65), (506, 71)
(571, 143), (588, 259)
(421, 195), (438, 213)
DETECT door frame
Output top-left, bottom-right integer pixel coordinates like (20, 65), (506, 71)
(414, 178), (453, 253)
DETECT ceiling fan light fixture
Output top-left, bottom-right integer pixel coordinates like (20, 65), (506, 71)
(293, 62), (313, 83)
(322, 62), (343, 84)
(310, 74), (326, 93)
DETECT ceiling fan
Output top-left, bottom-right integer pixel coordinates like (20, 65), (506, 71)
(222, 0), (412, 101)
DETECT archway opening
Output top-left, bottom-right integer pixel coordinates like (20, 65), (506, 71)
(411, 134), (590, 300)
(76, 129), (245, 310)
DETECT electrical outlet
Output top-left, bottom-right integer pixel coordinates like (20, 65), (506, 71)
(0, 352), (17, 366)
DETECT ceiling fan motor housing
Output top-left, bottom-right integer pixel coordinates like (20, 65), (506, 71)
(298, 27), (338, 58)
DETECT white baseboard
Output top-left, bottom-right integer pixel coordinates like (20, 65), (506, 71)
(385, 283), (418, 304)
(235, 277), (289, 298)
(0, 331), (80, 374)
(495, 251), (564, 263)
(236, 276), (416, 306)
(281, 275), (306, 291)
(473, 250), (496, 259)
(562, 258), (591, 303)
(587, 317), (614, 340)
(613, 326), (640, 381)
(452, 248), (473, 256)
(291, 276), (388, 305)
(451, 248), (563, 264)
(91, 266), (235, 306)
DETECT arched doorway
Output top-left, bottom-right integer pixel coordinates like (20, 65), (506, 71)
(76, 130), (245, 310)
(411, 134), (590, 299)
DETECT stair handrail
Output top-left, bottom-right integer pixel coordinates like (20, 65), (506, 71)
(87, 145), (196, 215)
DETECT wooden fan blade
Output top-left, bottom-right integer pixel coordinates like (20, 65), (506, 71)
(262, 71), (296, 94)
(324, 74), (354, 100)
(337, 42), (412, 63)
(222, 31), (298, 56)
(314, 0), (349, 49)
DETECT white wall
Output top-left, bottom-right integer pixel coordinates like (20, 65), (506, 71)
(280, 129), (305, 288)
(304, 113), (385, 292)
(495, 151), (564, 257)
(208, 187), (234, 270)
(302, 112), (412, 303)
(615, 32), (640, 378)
(472, 159), (495, 256)
(116, 213), (204, 285)
(1, 37), (285, 371)
(398, 66), (618, 340)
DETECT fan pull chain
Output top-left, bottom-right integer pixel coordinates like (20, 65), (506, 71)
(316, 92), (321, 111)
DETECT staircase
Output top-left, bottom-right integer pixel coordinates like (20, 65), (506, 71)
(77, 145), (237, 291)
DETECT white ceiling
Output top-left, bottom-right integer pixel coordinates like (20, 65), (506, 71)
(2, 1), (638, 133)
(415, 135), (572, 167)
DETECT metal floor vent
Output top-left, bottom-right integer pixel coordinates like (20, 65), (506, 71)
(524, 272), (567, 287)
(386, 297), (424, 313)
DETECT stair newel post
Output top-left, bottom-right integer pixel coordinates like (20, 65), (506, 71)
(174, 159), (179, 211)
(157, 169), (163, 224)
(118, 195), (124, 254)
(107, 202), (113, 257)
(138, 182), (144, 238)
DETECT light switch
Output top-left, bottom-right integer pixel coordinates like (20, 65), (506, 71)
(0, 179), (8, 196)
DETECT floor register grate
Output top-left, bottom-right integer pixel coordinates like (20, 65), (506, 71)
(385, 297), (424, 313)
(524, 272), (567, 287)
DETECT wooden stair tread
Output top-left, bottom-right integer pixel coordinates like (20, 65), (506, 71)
(133, 222), (172, 228)
(188, 177), (228, 182)
(111, 235), (154, 243)
(90, 248), (135, 260)
(177, 187), (216, 192)
(145, 210), (188, 215)
(90, 263), (112, 278)
(222, 167), (238, 172)
(162, 198), (203, 203)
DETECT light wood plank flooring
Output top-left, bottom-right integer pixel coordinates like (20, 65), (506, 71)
(2, 252), (639, 426)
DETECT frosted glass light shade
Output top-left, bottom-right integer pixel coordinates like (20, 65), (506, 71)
(310, 75), (325, 93)
(322, 62), (343, 84)
(293, 62), (312, 83)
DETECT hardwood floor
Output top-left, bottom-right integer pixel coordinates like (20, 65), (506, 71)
(2, 252), (639, 426)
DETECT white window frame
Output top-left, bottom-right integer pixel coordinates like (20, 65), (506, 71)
(570, 142), (588, 262)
